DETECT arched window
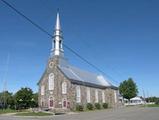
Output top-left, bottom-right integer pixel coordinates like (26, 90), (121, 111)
(41, 85), (45, 95)
(67, 101), (70, 108)
(62, 99), (67, 108)
(62, 82), (67, 94)
(48, 73), (54, 90)
(41, 100), (44, 107)
(114, 90), (117, 103)
(87, 87), (91, 103)
(76, 86), (81, 103)
(102, 90), (105, 103)
(49, 97), (54, 108)
(95, 89), (98, 103)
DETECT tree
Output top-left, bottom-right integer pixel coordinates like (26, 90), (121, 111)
(31, 93), (38, 108)
(146, 97), (159, 103)
(119, 78), (138, 100)
(14, 87), (33, 109)
(0, 91), (14, 109)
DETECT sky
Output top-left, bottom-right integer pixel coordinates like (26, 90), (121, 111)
(0, 0), (159, 97)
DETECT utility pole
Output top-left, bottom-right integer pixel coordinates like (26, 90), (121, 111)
(3, 81), (7, 109)
(2, 54), (10, 109)
(143, 89), (146, 106)
(146, 90), (150, 103)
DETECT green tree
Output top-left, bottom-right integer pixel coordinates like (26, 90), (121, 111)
(146, 97), (159, 103)
(0, 91), (14, 109)
(14, 87), (33, 109)
(119, 78), (138, 100)
(31, 93), (38, 108)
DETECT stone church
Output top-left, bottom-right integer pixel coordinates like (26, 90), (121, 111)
(38, 13), (118, 111)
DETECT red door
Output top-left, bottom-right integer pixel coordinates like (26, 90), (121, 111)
(63, 100), (67, 108)
(50, 100), (53, 107)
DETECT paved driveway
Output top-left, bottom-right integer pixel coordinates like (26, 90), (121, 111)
(0, 107), (159, 120)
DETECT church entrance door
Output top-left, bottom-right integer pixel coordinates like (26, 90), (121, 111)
(62, 98), (67, 108)
(49, 97), (54, 108)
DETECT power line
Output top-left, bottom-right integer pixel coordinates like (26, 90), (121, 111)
(0, 0), (119, 84)
(1, 0), (52, 37)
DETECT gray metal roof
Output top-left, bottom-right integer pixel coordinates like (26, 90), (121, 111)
(58, 57), (116, 89)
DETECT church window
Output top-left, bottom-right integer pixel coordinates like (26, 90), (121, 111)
(62, 99), (67, 108)
(102, 90), (105, 103)
(49, 97), (54, 107)
(114, 90), (117, 103)
(67, 101), (70, 108)
(59, 40), (62, 47)
(95, 89), (98, 103)
(53, 40), (55, 50)
(41, 101), (44, 107)
(41, 85), (45, 95)
(76, 86), (81, 103)
(62, 82), (67, 94)
(49, 62), (53, 68)
(87, 87), (91, 103)
(48, 73), (54, 90)
(60, 41), (63, 49)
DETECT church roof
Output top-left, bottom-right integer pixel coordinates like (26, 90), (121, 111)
(58, 57), (117, 89)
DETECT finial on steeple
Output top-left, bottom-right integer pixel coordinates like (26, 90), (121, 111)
(51, 11), (64, 57)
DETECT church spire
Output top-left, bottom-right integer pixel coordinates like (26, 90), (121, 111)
(55, 12), (61, 30)
(51, 12), (64, 57)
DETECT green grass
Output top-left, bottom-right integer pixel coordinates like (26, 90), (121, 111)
(15, 112), (53, 116)
(0, 109), (16, 114)
(144, 104), (159, 107)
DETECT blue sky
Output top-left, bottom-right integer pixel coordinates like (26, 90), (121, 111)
(0, 0), (159, 97)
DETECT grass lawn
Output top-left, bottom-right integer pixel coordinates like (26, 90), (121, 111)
(144, 104), (159, 107)
(15, 112), (53, 116)
(0, 109), (16, 114)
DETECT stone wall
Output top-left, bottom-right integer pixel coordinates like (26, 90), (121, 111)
(38, 56), (72, 110)
(68, 84), (118, 110)
(38, 56), (119, 111)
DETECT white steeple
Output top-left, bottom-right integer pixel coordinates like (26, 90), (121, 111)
(51, 12), (64, 57)
(55, 12), (61, 30)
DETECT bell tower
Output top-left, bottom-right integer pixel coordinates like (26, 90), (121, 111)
(51, 12), (64, 57)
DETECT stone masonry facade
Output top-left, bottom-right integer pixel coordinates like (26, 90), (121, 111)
(38, 56), (118, 111)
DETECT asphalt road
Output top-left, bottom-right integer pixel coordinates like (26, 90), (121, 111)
(0, 107), (159, 120)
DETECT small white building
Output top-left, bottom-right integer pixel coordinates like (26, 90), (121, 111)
(124, 96), (145, 106)
(130, 96), (145, 105)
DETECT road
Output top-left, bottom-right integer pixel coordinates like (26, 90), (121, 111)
(0, 107), (159, 120)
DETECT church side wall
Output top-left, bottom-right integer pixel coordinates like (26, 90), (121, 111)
(68, 84), (118, 110)
(38, 57), (118, 111)
(105, 88), (118, 108)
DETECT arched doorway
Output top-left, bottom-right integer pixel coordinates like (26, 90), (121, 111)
(62, 98), (67, 108)
(49, 97), (54, 108)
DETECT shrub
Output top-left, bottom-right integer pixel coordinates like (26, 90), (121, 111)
(155, 99), (159, 105)
(94, 103), (101, 109)
(76, 104), (84, 111)
(86, 103), (94, 110)
(102, 103), (108, 109)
